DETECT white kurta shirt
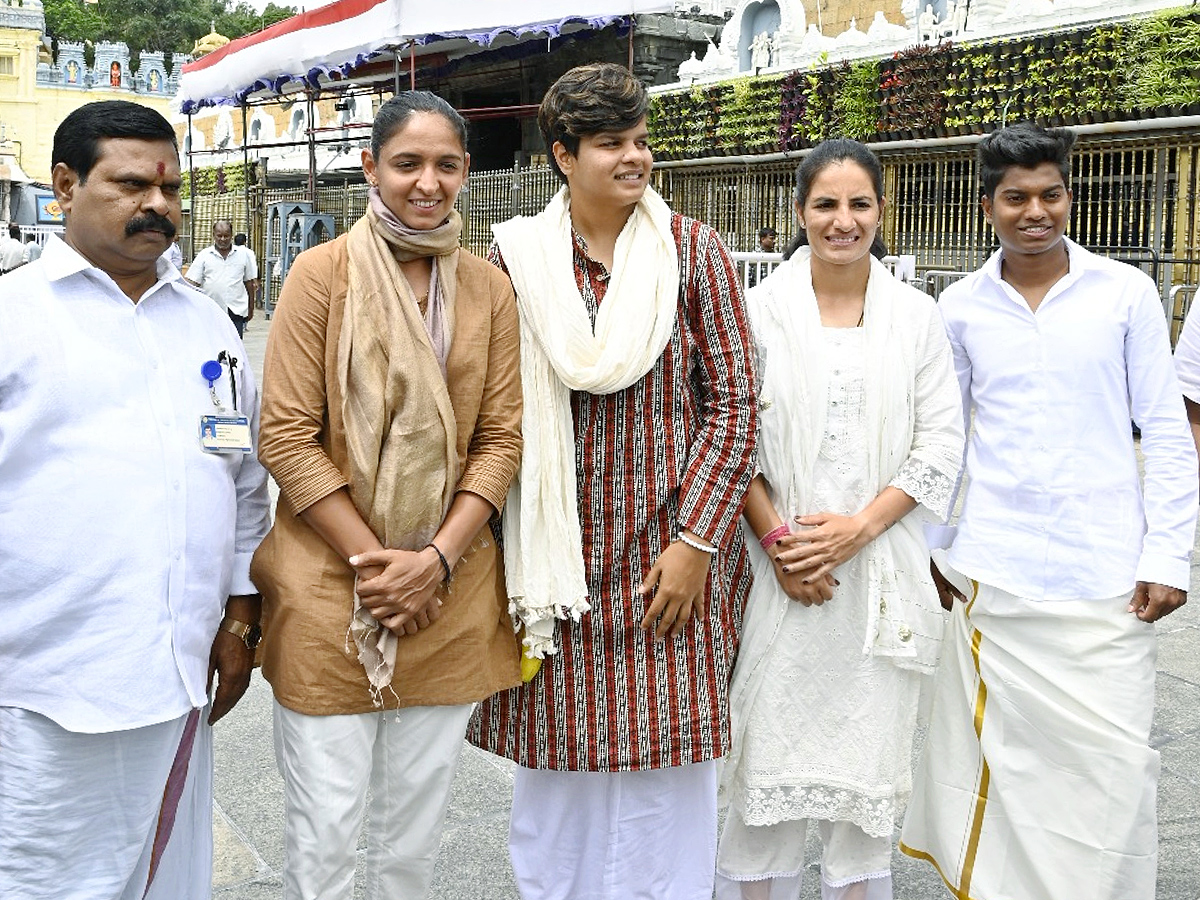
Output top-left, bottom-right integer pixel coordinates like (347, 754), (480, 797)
(941, 237), (1197, 599)
(188, 244), (257, 316)
(0, 236), (271, 733)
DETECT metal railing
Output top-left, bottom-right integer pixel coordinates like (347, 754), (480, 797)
(459, 164), (561, 256)
(920, 269), (970, 299)
(203, 126), (1200, 318)
(18, 224), (63, 247)
(731, 252), (923, 294)
(730, 251), (783, 292)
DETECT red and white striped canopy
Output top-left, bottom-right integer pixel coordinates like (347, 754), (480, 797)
(179, 0), (674, 111)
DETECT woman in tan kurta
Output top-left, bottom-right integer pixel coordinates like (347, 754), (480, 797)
(250, 91), (521, 900)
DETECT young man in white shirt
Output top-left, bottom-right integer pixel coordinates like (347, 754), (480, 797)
(0, 100), (271, 900)
(901, 123), (1198, 900)
(187, 219), (258, 336)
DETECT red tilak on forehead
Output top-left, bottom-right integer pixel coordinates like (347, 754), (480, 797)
(157, 161), (165, 176)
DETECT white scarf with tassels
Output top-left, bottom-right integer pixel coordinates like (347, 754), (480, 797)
(492, 185), (679, 657)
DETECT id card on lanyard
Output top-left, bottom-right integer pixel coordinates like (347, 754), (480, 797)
(199, 354), (251, 453)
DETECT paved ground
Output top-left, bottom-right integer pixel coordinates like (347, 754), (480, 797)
(214, 316), (1200, 899)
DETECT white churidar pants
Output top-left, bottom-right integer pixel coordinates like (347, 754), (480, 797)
(716, 812), (893, 900)
(273, 700), (474, 900)
(0, 706), (212, 900)
(509, 760), (719, 900)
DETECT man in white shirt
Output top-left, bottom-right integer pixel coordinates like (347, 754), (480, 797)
(187, 219), (258, 337)
(161, 234), (182, 270)
(901, 123), (1198, 900)
(21, 234), (42, 264)
(0, 223), (25, 272)
(0, 100), (271, 900)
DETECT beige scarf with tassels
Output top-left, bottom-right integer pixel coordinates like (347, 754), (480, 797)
(340, 196), (461, 704)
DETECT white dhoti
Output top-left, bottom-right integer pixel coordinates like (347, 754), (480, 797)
(509, 761), (719, 900)
(0, 706), (212, 900)
(900, 582), (1158, 900)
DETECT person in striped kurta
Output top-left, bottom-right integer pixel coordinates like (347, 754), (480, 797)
(468, 64), (758, 900)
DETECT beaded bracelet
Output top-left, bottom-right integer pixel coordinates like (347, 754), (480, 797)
(759, 524), (790, 551)
(426, 542), (452, 582)
(678, 532), (719, 555)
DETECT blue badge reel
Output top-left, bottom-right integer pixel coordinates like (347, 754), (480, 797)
(199, 358), (251, 453)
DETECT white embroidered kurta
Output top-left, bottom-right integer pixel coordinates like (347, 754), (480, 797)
(727, 329), (923, 839)
(720, 250), (964, 852)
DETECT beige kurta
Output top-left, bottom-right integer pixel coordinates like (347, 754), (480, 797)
(250, 233), (523, 715)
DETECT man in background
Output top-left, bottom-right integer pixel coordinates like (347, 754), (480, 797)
(162, 233), (183, 271)
(0, 223), (25, 273)
(187, 219), (258, 336)
(21, 234), (42, 265)
(746, 225), (777, 288)
(233, 232), (262, 312)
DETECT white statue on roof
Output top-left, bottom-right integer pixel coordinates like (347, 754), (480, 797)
(836, 17), (870, 47)
(799, 22), (835, 57)
(867, 11), (910, 43)
(720, 0), (802, 73)
(917, 4), (939, 43)
(665, 0), (1175, 86)
(951, 0), (970, 33)
(750, 31), (774, 71)
(678, 51), (704, 83)
(698, 38), (727, 77)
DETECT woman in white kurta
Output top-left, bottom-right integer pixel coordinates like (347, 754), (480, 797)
(716, 139), (964, 900)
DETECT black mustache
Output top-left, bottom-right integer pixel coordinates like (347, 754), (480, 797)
(126, 214), (177, 239)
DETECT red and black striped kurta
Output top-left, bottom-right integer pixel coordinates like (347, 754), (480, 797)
(468, 214), (758, 772)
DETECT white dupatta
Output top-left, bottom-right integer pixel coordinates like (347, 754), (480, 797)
(721, 247), (964, 798)
(492, 186), (679, 657)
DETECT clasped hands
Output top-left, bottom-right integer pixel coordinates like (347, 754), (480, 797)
(767, 512), (873, 606)
(350, 547), (445, 635)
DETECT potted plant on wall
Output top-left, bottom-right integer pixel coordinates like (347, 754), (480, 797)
(833, 60), (881, 141)
(1123, 8), (1200, 118)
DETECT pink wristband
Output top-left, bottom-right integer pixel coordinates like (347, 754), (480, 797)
(759, 524), (790, 551)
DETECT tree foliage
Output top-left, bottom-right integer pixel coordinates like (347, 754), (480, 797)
(44, 0), (298, 60)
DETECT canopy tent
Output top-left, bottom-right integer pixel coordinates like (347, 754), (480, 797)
(0, 160), (33, 184)
(179, 0), (676, 111)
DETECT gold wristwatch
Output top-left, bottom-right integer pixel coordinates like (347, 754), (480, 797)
(219, 616), (262, 650)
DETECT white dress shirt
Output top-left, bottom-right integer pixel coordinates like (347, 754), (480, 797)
(942, 237), (1197, 599)
(161, 239), (182, 272)
(188, 244), (257, 316)
(0, 236), (271, 733)
(0, 235), (25, 271)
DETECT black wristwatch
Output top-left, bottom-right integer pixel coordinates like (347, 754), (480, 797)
(218, 616), (262, 650)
